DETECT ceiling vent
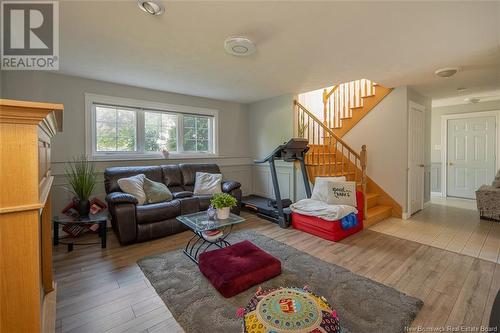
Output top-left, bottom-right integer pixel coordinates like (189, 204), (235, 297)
(138, 0), (164, 16)
(434, 67), (459, 78)
(224, 37), (256, 56)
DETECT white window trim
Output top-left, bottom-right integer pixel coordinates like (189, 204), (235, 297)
(85, 93), (219, 161)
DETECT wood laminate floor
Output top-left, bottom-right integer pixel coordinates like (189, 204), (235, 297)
(54, 211), (499, 333)
(370, 197), (500, 263)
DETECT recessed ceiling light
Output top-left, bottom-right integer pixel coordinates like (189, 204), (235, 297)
(138, 0), (164, 16)
(224, 37), (256, 56)
(456, 87), (467, 92)
(435, 67), (459, 78)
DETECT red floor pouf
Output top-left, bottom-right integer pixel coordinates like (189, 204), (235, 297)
(198, 240), (281, 298)
(291, 191), (364, 242)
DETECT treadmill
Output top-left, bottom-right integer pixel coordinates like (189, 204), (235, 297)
(242, 138), (312, 228)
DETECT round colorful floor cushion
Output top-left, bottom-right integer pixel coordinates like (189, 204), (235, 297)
(238, 286), (341, 333)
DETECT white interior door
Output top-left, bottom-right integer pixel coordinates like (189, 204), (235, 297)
(408, 105), (425, 215)
(447, 116), (496, 199)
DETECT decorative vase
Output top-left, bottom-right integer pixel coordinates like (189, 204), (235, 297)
(207, 205), (217, 221)
(75, 199), (91, 216)
(216, 207), (230, 220)
(161, 149), (169, 158)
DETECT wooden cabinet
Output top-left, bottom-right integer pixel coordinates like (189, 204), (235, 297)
(0, 99), (63, 333)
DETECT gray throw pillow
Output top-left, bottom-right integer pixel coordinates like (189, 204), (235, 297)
(143, 178), (173, 204)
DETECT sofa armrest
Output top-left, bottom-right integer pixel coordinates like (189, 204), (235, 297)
(222, 180), (241, 193)
(106, 192), (137, 245)
(106, 192), (138, 205)
(172, 191), (193, 199)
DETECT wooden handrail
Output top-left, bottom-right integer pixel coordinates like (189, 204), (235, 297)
(294, 100), (361, 159)
(323, 85), (339, 101)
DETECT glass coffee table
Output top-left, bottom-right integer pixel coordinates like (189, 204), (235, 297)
(53, 211), (108, 252)
(177, 211), (245, 264)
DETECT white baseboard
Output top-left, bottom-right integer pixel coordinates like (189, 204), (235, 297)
(431, 191), (444, 197)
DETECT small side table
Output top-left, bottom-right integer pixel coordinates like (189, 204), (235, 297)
(53, 211), (108, 252)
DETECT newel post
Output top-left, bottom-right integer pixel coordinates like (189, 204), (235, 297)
(360, 145), (367, 218)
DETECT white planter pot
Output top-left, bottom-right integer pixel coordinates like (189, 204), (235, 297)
(216, 207), (230, 220)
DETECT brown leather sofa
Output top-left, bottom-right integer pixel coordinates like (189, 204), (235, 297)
(104, 163), (242, 245)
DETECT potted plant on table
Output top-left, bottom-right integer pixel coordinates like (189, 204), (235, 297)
(65, 156), (97, 216)
(210, 193), (237, 220)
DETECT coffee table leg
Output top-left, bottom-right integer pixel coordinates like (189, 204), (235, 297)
(101, 221), (107, 248)
(53, 221), (59, 246)
(67, 243), (73, 252)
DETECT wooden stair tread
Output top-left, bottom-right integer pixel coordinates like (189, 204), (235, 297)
(365, 205), (392, 227)
(367, 205), (391, 217)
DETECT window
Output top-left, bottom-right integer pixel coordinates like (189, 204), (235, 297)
(86, 94), (218, 159)
(183, 115), (210, 152)
(145, 112), (178, 152)
(95, 106), (137, 152)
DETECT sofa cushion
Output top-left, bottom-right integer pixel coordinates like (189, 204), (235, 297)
(105, 166), (162, 193)
(196, 194), (213, 211)
(199, 240), (281, 298)
(179, 163), (221, 186)
(161, 164), (184, 192)
(136, 200), (181, 224)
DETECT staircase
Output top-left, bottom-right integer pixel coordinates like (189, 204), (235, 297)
(322, 79), (393, 137)
(295, 79), (395, 227)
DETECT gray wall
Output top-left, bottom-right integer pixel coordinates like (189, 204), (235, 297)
(248, 94), (294, 160)
(246, 94), (303, 201)
(2, 71), (252, 214)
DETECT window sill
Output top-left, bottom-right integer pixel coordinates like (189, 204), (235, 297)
(90, 153), (219, 162)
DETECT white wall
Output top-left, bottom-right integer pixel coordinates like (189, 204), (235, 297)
(342, 86), (432, 215)
(2, 71), (252, 215)
(343, 87), (408, 208)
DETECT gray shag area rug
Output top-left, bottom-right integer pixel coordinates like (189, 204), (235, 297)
(137, 230), (423, 333)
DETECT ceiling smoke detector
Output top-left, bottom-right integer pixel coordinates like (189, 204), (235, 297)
(138, 0), (164, 15)
(224, 37), (256, 56)
(434, 67), (459, 78)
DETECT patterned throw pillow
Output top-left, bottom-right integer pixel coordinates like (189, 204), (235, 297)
(311, 176), (347, 203)
(143, 178), (173, 204)
(325, 181), (357, 206)
(193, 172), (222, 195)
(117, 174), (146, 205)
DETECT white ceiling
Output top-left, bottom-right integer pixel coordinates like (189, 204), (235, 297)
(58, 0), (500, 103)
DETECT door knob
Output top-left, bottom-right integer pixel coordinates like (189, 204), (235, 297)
(419, 164), (424, 167)
(449, 162), (454, 166)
